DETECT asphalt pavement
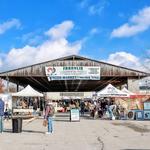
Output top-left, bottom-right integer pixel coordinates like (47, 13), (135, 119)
(0, 113), (150, 150)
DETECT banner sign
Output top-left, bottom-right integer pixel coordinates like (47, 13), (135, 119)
(45, 66), (100, 81)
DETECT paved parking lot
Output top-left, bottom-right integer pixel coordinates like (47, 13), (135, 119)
(1, 113), (150, 150)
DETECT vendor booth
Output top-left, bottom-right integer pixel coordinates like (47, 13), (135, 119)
(11, 85), (44, 133)
(11, 85), (44, 116)
(95, 84), (149, 120)
(96, 84), (129, 120)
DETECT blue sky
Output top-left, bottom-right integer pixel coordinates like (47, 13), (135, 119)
(0, 0), (150, 72)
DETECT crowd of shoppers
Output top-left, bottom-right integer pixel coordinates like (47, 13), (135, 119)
(77, 98), (125, 120)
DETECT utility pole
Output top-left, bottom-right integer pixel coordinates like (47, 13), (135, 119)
(145, 79), (149, 95)
(6, 75), (9, 93)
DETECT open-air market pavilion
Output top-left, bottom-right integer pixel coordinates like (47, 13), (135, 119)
(0, 55), (150, 123)
(0, 55), (149, 95)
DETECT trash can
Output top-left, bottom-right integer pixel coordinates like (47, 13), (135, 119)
(12, 117), (22, 133)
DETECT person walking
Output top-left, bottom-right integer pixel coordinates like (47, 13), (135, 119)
(43, 101), (55, 134)
(0, 98), (4, 133)
(33, 99), (38, 115)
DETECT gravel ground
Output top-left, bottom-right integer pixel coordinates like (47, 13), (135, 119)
(0, 113), (150, 150)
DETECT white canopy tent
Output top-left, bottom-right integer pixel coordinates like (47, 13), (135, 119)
(73, 96), (81, 99)
(84, 96), (92, 99)
(62, 96), (70, 100)
(97, 84), (129, 97)
(11, 85), (43, 97)
(121, 87), (136, 95)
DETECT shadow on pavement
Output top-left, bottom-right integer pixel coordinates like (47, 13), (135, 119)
(4, 129), (44, 134)
(54, 112), (70, 122)
(54, 119), (70, 122)
(22, 130), (44, 134)
(121, 149), (150, 150)
(55, 114), (70, 117)
(3, 129), (12, 133)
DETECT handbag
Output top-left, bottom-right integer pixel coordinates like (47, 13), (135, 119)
(43, 119), (48, 127)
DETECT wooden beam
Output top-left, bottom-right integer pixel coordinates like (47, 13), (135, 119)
(93, 77), (118, 91)
(30, 77), (49, 90)
(71, 80), (75, 90)
(41, 77), (50, 88)
(75, 80), (82, 92)
(65, 80), (68, 91)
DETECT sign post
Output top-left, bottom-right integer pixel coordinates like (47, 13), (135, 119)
(70, 109), (80, 122)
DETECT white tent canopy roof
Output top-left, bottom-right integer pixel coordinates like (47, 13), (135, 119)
(121, 87), (136, 95)
(97, 84), (129, 97)
(84, 96), (92, 99)
(62, 96), (70, 100)
(11, 85), (43, 97)
(62, 96), (81, 100)
(74, 96), (81, 99)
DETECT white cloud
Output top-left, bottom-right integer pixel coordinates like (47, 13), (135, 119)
(105, 51), (145, 71)
(21, 32), (43, 45)
(90, 28), (99, 35)
(79, 0), (89, 8)
(0, 18), (21, 35)
(0, 20), (82, 71)
(89, 2), (105, 15)
(0, 59), (2, 67)
(79, 0), (108, 16)
(45, 21), (74, 40)
(111, 7), (150, 38)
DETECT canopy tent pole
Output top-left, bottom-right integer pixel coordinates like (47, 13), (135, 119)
(17, 82), (19, 92)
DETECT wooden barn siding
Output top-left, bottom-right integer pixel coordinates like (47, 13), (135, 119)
(0, 60), (146, 77)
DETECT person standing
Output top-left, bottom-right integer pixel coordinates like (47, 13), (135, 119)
(4, 104), (11, 120)
(44, 101), (55, 134)
(33, 99), (38, 115)
(80, 101), (85, 116)
(0, 98), (4, 133)
(108, 99), (116, 120)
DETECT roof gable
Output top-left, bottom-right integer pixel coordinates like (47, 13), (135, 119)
(0, 55), (149, 77)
